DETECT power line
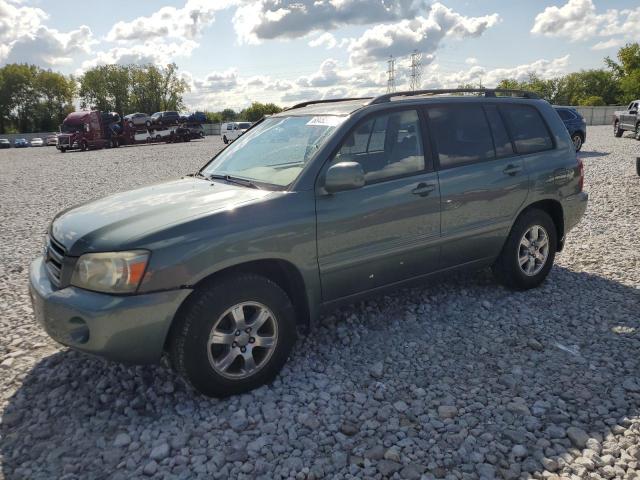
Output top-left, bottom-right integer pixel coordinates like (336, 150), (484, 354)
(409, 50), (423, 92)
(386, 55), (396, 93)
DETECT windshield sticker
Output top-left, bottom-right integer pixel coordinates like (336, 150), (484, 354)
(306, 116), (344, 127)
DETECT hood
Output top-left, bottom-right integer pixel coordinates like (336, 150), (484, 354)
(51, 177), (277, 255)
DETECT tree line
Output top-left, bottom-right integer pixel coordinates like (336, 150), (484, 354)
(0, 43), (638, 134)
(490, 43), (640, 106)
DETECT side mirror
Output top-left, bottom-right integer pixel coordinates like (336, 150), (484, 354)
(324, 161), (365, 193)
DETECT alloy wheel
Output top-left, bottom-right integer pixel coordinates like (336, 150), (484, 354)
(207, 302), (278, 379)
(518, 225), (550, 276)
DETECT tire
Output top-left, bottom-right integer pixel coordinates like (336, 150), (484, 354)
(635, 122), (640, 141)
(169, 274), (297, 397)
(80, 140), (88, 152)
(636, 157), (640, 176)
(223, 135), (228, 144)
(59, 147), (66, 153)
(572, 133), (583, 151)
(614, 121), (624, 137)
(491, 208), (557, 291)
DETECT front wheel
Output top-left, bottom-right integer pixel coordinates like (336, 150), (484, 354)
(223, 135), (228, 144)
(492, 209), (557, 291)
(635, 123), (640, 141)
(169, 274), (297, 397)
(614, 121), (624, 137)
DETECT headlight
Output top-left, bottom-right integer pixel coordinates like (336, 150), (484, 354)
(71, 251), (149, 294)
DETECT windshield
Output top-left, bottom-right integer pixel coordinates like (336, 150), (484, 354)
(60, 123), (83, 133)
(203, 115), (344, 187)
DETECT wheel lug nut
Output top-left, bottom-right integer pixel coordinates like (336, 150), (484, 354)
(249, 337), (255, 343)
(245, 328), (251, 333)
(232, 341), (237, 347)
(241, 347), (246, 353)
(235, 330), (240, 336)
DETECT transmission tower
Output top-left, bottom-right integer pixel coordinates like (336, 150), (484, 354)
(386, 55), (396, 93)
(409, 50), (423, 91)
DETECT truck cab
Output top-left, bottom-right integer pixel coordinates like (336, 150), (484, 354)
(57, 111), (108, 152)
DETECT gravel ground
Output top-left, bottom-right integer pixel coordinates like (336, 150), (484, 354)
(0, 127), (639, 480)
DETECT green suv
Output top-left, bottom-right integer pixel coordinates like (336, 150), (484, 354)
(30, 89), (588, 397)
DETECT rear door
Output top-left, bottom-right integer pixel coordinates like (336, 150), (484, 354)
(316, 108), (441, 301)
(426, 103), (531, 267)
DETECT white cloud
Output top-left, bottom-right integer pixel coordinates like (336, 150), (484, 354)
(80, 40), (199, 71)
(591, 38), (624, 51)
(0, 0), (95, 66)
(195, 68), (239, 91)
(422, 55), (571, 88)
(106, 0), (236, 42)
(233, 0), (428, 44)
(308, 32), (338, 49)
(297, 58), (343, 87)
(531, 0), (639, 41)
(348, 3), (499, 65)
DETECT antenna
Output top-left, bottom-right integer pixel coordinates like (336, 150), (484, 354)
(386, 55), (396, 93)
(409, 50), (423, 92)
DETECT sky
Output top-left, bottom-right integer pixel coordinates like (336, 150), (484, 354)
(0, 0), (638, 110)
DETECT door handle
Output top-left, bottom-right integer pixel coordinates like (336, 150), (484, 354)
(503, 164), (522, 176)
(412, 183), (436, 197)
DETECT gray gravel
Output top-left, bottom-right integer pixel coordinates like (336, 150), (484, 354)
(0, 127), (639, 480)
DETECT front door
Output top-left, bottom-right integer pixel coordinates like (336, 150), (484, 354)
(316, 108), (441, 301)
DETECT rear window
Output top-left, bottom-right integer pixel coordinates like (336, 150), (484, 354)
(238, 122), (251, 129)
(556, 109), (575, 120)
(500, 104), (553, 154)
(427, 105), (495, 168)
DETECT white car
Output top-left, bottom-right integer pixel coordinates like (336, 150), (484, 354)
(30, 137), (44, 147)
(221, 121), (251, 144)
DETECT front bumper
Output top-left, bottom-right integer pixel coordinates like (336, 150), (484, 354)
(29, 257), (192, 364)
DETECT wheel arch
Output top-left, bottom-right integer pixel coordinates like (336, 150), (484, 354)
(518, 199), (565, 252)
(164, 258), (311, 351)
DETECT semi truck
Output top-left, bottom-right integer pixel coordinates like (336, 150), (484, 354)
(56, 110), (203, 152)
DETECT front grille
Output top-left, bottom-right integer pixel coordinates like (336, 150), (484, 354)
(58, 136), (70, 146)
(45, 235), (66, 287)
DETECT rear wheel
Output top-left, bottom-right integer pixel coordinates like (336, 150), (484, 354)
(614, 120), (624, 137)
(80, 140), (88, 151)
(492, 209), (557, 290)
(169, 274), (297, 397)
(572, 133), (583, 151)
(223, 135), (228, 144)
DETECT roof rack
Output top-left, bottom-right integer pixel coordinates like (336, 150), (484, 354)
(285, 97), (374, 111)
(370, 88), (539, 104)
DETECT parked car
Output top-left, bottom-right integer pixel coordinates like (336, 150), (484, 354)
(14, 138), (28, 148)
(189, 124), (205, 139)
(123, 112), (153, 128)
(29, 89), (587, 397)
(45, 135), (58, 146)
(0, 138), (10, 149)
(221, 121), (251, 144)
(554, 107), (586, 151)
(613, 100), (640, 139)
(30, 137), (44, 147)
(151, 111), (181, 126)
(181, 111), (207, 124)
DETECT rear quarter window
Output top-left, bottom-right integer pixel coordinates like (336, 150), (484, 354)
(499, 104), (554, 155)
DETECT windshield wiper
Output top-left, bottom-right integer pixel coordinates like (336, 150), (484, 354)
(207, 174), (260, 189)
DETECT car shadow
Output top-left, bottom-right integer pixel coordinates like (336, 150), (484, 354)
(1, 266), (639, 479)
(578, 150), (610, 159)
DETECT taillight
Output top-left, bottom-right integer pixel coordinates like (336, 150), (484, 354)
(577, 157), (584, 192)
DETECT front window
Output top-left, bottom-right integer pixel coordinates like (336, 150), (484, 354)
(203, 115), (344, 188)
(60, 123), (83, 133)
(238, 122), (251, 129)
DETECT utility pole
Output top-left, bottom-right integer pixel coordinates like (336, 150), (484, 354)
(409, 50), (423, 92)
(386, 55), (396, 93)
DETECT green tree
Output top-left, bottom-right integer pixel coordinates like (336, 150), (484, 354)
(605, 42), (640, 103)
(220, 108), (237, 121)
(239, 102), (282, 122)
(579, 95), (606, 106)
